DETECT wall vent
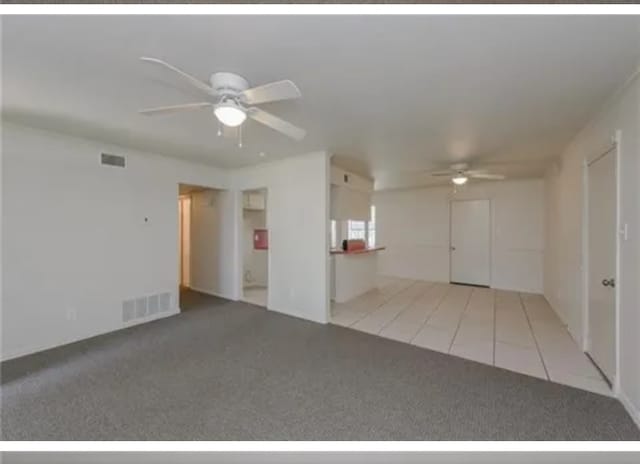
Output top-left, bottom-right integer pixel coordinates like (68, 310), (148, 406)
(135, 297), (148, 318)
(101, 152), (126, 168)
(147, 294), (159, 315)
(159, 292), (171, 312)
(122, 292), (172, 323)
(122, 299), (136, 323)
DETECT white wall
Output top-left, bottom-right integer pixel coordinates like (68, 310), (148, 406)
(330, 165), (373, 192)
(242, 208), (268, 287)
(234, 151), (330, 324)
(2, 123), (331, 360)
(330, 165), (373, 222)
(189, 189), (236, 298)
(374, 179), (545, 293)
(544, 70), (640, 425)
(1, 123), (233, 361)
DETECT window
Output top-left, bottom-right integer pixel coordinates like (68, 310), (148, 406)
(347, 220), (366, 240)
(368, 205), (376, 247)
(346, 205), (376, 246)
(330, 220), (337, 249)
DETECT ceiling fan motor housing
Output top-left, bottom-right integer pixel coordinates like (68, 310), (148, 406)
(450, 163), (469, 171)
(209, 72), (250, 99)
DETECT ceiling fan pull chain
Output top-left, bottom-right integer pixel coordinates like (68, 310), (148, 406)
(217, 121), (222, 137)
(238, 124), (243, 148)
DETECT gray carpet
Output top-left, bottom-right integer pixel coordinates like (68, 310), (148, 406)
(1, 290), (639, 440)
(5, 453), (640, 464)
(1, 1), (637, 3)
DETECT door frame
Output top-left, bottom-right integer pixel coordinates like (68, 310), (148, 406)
(238, 187), (270, 308)
(582, 130), (621, 393)
(178, 195), (192, 288)
(449, 198), (492, 287)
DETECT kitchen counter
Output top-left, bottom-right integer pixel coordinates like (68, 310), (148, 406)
(330, 246), (385, 303)
(330, 246), (386, 255)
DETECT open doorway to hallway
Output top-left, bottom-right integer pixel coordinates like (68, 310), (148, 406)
(178, 183), (227, 311)
(240, 188), (268, 308)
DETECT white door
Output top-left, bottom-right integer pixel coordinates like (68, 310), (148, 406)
(587, 147), (617, 383)
(450, 200), (491, 286)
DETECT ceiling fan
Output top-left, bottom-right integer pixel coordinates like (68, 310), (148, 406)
(138, 57), (306, 142)
(428, 163), (506, 185)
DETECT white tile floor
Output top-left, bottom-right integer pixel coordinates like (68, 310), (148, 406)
(243, 286), (267, 307)
(331, 276), (611, 395)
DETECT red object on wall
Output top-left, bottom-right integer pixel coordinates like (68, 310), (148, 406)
(254, 229), (268, 250)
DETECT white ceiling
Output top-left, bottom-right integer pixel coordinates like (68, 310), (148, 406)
(3, 15), (640, 189)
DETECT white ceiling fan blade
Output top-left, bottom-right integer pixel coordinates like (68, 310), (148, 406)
(470, 173), (506, 180)
(242, 80), (301, 105)
(247, 107), (306, 141)
(140, 57), (215, 96)
(464, 169), (489, 175)
(139, 102), (213, 116)
(429, 170), (455, 177)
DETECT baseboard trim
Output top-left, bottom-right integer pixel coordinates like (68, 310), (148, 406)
(1, 307), (179, 363)
(187, 286), (234, 301)
(619, 390), (640, 430)
(268, 305), (328, 325)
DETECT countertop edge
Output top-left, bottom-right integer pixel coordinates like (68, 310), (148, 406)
(329, 246), (386, 255)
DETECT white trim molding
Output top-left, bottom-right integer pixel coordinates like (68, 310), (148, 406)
(619, 390), (640, 431)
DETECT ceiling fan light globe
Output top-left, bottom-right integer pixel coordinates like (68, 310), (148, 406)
(214, 104), (247, 127)
(452, 175), (468, 185)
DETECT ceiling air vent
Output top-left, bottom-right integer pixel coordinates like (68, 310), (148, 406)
(101, 153), (125, 168)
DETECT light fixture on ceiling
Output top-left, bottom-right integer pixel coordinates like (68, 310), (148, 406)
(452, 175), (468, 185)
(139, 58), (306, 140)
(213, 101), (247, 127)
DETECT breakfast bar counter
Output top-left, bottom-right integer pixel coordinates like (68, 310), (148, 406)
(330, 246), (386, 303)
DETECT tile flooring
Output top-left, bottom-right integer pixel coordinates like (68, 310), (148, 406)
(242, 286), (267, 307)
(331, 276), (611, 395)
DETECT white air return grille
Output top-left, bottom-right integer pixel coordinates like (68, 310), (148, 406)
(147, 294), (159, 315)
(122, 291), (172, 323)
(159, 292), (171, 312)
(135, 297), (148, 318)
(122, 299), (135, 323)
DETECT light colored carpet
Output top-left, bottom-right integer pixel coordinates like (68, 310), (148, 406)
(1, 290), (638, 440)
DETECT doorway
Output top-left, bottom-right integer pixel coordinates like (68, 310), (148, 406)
(178, 183), (224, 311)
(178, 195), (191, 289)
(586, 144), (618, 386)
(241, 188), (269, 308)
(450, 199), (491, 287)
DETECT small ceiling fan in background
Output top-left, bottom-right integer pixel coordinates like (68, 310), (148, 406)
(427, 163), (506, 185)
(138, 57), (306, 146)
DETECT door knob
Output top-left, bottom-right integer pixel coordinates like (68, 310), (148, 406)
(602, 278), (615, 288)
